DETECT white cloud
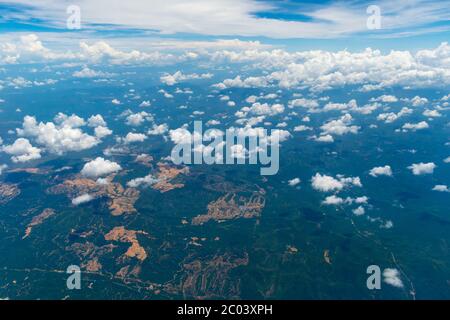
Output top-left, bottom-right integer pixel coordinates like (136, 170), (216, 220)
(288, 178), (301, 187)
(320, 114), (359, 136)
(236, 102), (284, 118)
(206, 119), (220, 126)
(72, 193), (94, 206)
(127, 174), (159, 188)
(94, 126), (113, 138)
(408, 162), (436, 175)
(323, 99), (357, 112)
(17, 115), (100, 155)
(139, 100), (151, 107)
(72, 67), (112, 78)
(347, 196), (369, 204)
(125, 111), (152, 126)
(322, 195), (344, 205)
(215, 43), (450, 92)
(87, 114), (107, 127)
(369, 165), (393, 177)
(371, 95), (398, 103)
(383, 268), (404, 288)
(422, 109), (441, 118)
(2, 138), (41, 163)
(81, 157), (122, 178)
(289, 98), (319, 110)
(352, 206), (365, 216)
(214, 76), (269, 89)
(111, 99), (121, 105)
(313, 134), (334, 143)
(432, 185), (449, 192)
(54, 113), (86, 128)
(160, 71), (212, 86)
(377, 107), (412, 123)
(410, 96), (428, 107)
(402, 121), (429, 131)
(4, 33), (450, 94)
(123, 132), (147, 143)
(147, 124), (168, 136)
(294, 125), (312, 132)
(311, 173), (361, 193)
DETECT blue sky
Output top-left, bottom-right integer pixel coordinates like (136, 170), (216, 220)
(0, 0), (449, 51)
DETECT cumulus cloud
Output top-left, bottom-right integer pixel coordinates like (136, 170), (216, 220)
(323, 99), (358, 112)
(432, 185), (449, 192)
(139, 100), (151, 107)
(383, 268), (404, 288)
(94, 126), (113, 138)
(16, 114), (100, 155)
(312, 134), (334, 143)
(377, 107), (413, 123)
(123, 132), (147, 143)
(320, 114), (359, 136)
(408, 162), (436, 175)
(352, 206), (365, 216)
(288, 178), (301, 187)
(213, 75), (268, 89)
(125, 111), (152, 126)
(2, 138), (42, 163)
(322, 195), (344, 205)
(147, 124), (168, 136)
(311, 173), (361, 193)
(402, 121), (429, 131)
(235, 102), (284, 118)
(371, 95), (398, 103)
(160, 71), (212, 86)
(81, 157), (122, 178)
(423, 109), (441, 118)
(294, 125), (312, 132)
(410, 96), (428, 107)
(72, 193), (94, 206)
(369, 165), (393, 177)
(87, 114), (107, 127)
(73, 67), (112, 78)
(4, 33), (450, 94)
(127, 174), (159, 188)
(213, 43), (450, 92)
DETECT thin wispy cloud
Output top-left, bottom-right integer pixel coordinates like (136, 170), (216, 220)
(2, 0), (450, 39)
